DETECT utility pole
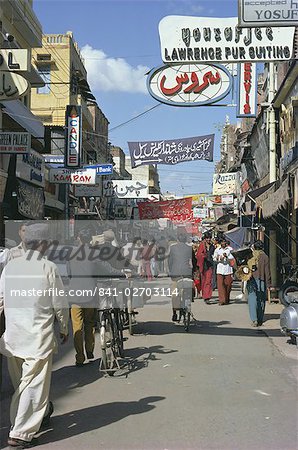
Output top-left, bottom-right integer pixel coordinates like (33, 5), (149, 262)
(268, 62), (277, 287)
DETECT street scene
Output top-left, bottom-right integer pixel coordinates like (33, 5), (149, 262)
(0, 0), (298, 449)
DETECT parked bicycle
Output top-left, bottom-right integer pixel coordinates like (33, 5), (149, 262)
(279, 265), (298, 306)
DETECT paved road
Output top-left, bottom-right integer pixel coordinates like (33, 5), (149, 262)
(1, 281), (297, 450)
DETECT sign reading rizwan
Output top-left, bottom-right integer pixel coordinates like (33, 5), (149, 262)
(159, 16), (295, 63)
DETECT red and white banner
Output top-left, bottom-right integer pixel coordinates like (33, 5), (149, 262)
(138, 197), (193, 222)
(237, 63), (257, 118)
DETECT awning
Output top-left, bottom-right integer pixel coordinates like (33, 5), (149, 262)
(1, 99), (44, 139)
(242, 182), (275, 216)
(262, 177), (290, 218)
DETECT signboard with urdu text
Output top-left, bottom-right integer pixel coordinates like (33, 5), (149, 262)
(159, 16), (295, 63)
(238, 0), (298, 27)
(103, 180), (149, 198)
(138, 197), (193, 222)
(147, 63), (232, 107)
(128, 134), (214, 167)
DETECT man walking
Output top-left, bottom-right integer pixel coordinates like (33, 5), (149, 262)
(0, 223), (69, 448)
(246, 240), (271, 326)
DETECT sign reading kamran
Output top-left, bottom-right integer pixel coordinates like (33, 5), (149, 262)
(159, 16), (295, 63)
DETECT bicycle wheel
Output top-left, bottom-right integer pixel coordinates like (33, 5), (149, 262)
(100, 312), (115, 376)
(114, 309), (125, 358)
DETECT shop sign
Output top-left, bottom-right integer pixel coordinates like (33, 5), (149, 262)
(86, 163), (113, 175)
(237, 62), (257, 117)
(238, 0), (298, 27)
(16, 149), (45, 187)
(43, 155), (64, 164)
(0, 71), (29, 101)
(74, 184), (102, 197)
(159, 16), (295, 63)
(213, 172), (241, 195)
(147, 63), (232, 106)
(193, 207), (208, 218)
(0, 49), (30, 71)
(65, 105), (82, 168)
(222, 194), (234, 204)
(0, 132), (30, 154)
(128, 134), (214, 167)
(103, 180), (149, 198)
(49, 168), (96, 185)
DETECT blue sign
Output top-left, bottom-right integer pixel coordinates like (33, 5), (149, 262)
(85, 164), (113, 175)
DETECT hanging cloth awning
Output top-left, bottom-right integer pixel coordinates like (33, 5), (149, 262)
(262, 177), (290, 218)
(242, 182), (275, 216)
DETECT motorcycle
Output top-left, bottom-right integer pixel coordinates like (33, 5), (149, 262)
(280, 289), (298, 348)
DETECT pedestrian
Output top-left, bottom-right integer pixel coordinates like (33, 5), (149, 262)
(196, 232), (215, 304)
(69, 229), (98, 367)
(7, 222), (28, 262)
(122, 236), (142, 276)
(213, 238), (235, 305)
(168, 233), (193, 321)
(148, 237), (158, 278)
(246, 240), (271, 327)
(140, 239), (153, 281)
(192, 237), (201, 298)
(0, 223), (69, 448)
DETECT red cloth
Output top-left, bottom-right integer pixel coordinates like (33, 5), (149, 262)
(196, 242), (207, 274)
(201, 268), (213, 300)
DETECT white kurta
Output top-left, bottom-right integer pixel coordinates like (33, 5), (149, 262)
(0, 250), (69, 359)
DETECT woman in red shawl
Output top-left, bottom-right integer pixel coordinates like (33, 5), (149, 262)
(196, 232), (215, 304)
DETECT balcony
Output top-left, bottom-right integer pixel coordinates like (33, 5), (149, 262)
(1, 0), (42, 47)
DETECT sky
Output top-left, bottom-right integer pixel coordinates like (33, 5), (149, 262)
(34, 0), (240, 196)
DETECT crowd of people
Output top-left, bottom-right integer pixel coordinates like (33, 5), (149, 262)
(0, 222), (271, 448)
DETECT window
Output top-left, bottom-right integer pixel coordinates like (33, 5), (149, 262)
(37, 64), (51, 94)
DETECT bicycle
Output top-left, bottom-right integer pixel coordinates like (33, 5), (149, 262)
(176, 278), (197, 332)
(97, 279), (126, 375)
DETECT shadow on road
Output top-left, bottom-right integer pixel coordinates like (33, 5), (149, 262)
(139, 321), (282, 337)
(38, 396), (165, 445)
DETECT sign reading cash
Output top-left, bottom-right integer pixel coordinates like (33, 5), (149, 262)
(65, 105), (82, 168)
(238, 0), (298, 27)
(147, 63), (232, 106)
(128, 134), (214, 167)
(237, 62), (257, 117)
(159, 16), (295, 63)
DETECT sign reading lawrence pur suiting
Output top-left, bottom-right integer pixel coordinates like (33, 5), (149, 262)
(65, 105), (82, 168)
(159, 16), (295, 63)
(128, 134), (214, 168)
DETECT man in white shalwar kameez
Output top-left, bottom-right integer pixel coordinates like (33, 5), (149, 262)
(0, 223), (69, 448)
